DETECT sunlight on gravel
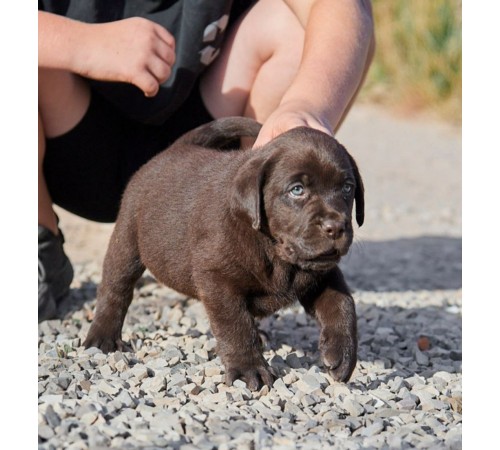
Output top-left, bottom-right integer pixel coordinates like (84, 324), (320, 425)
(38, 264), (461, 449)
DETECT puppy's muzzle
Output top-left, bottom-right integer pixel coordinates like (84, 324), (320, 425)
(277, 218), (353, 270)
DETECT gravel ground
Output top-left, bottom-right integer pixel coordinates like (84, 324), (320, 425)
(38, 104), (462, 449)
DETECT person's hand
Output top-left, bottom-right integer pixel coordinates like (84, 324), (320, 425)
(252, 100), (333, 148)
(73, 17), (176, 97)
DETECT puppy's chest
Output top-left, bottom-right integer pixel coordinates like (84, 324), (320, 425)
(247, 267), (313, 317)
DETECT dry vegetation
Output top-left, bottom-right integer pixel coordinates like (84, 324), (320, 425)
(360, 0), (462, 124)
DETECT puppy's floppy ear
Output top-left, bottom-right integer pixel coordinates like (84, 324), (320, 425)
(347, 153), (365, 227)
(231, 154), (270, 230)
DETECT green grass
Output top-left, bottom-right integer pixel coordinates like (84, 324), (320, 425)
(360, 0), (462, 123)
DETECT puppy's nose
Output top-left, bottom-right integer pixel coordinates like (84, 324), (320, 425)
(320, 218), (346, 239)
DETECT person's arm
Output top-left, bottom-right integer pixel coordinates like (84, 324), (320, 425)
(254, 0), (374, 146)
(38, 11), (176, 97)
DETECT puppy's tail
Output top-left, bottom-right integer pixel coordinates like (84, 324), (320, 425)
(175, 117), (262, 149)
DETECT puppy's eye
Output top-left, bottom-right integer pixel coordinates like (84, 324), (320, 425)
(342, 183), (354, 196)
(289, 184), (305, 197)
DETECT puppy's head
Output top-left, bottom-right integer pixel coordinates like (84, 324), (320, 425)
(231, 127), (364, 271)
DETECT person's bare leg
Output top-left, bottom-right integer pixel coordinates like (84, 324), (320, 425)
(200, 0), (302, 123)
(201, 0), (374, 132)
(38, 115), (58, 235)
(38, 69), (90, 234)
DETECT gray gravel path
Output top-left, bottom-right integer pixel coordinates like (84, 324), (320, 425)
(38, 104), (462, 449)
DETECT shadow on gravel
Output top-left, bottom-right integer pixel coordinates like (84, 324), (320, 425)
(55, 252), (462, 381)
(262, 301), (462, 380)
(340, 235), (462, 292)
(57, 281), (98, 319)
(57, 275), (162, 319)
(57, 235), (461, 317)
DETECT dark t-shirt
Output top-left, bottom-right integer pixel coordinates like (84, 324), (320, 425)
(39, 0), (250, 125)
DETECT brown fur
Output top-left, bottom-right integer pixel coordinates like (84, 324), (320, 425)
(83, 117), (365, 390)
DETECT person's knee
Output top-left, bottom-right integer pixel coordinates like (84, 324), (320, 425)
(200, 0), (304, 118)
(245, 0), (304, 65)
(39, 68), (91, 138)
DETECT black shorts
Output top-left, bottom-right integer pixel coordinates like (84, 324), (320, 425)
(44, 81), (214, 223)
(42, 0), (253, 223)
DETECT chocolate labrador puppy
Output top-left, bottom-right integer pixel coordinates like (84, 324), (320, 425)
(83, 117), (364, 390)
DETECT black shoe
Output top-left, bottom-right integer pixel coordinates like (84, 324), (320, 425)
(38, 225), (74, 322)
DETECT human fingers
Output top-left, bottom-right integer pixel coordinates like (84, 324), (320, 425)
(118, 19), (175, 96)
(134, 69), (163, 98)
(151, 36), (176, 84)
(253, 114), (332, 149)
(153, 23), (176, 51)
(153, 36), (176, 66)
(142, 44), (176, 96)
(137, 27), (176, 96)
(252, 124), (284, 149)
(145, 54), (173, 91)
(137, 27), (175, 96)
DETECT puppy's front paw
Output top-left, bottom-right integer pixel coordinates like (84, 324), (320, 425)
(83, 327), (131, 354)
(225, 362), (275, 391)
(319, 328), (357, 382)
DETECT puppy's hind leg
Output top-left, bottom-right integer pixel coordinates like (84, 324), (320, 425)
(83, 219), (145, 353)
